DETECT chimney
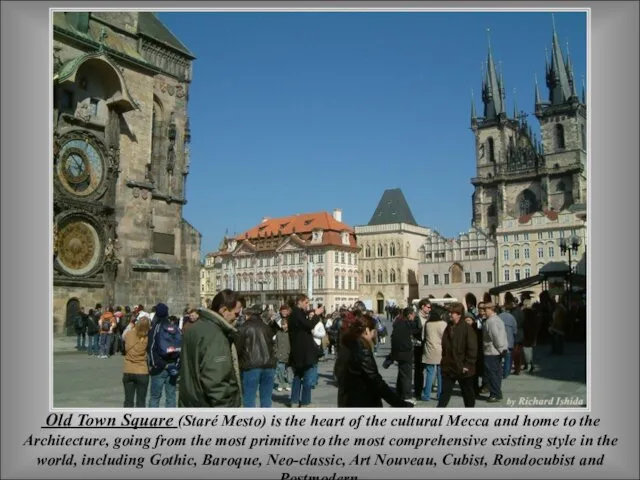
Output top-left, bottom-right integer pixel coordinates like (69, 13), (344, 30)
(333, 208), (342, 223)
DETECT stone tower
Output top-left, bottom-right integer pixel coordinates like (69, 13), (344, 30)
(53, 12), (202, 334)
(470, 20), (586, 236)
(534, 18), (587, 210)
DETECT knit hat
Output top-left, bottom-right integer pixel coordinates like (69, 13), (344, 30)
(137, 311), (150, 321)
(155, 303), (169, 318)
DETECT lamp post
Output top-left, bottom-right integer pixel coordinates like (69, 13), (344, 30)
(558, 234), (582, 303)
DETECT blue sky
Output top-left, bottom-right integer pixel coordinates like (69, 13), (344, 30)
(156, 10), (587, 257)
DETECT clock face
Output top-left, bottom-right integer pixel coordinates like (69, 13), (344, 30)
(56, 220), (102, 276)
(56, 138), (105, 197)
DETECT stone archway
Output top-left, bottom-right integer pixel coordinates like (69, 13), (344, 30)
(376, 292), (385, 315)
(65, 297), (81, 336)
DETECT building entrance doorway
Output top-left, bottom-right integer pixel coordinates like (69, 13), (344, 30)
(376, 292), (385, 315)
(65, 298), (80, 336)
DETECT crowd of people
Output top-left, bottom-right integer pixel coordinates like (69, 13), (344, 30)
(70, 288), (584, 409)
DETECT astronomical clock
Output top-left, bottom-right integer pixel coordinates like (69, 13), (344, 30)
(53, 128), (118, 285)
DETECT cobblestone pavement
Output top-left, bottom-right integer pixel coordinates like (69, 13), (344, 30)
(54, 324), (586, 409)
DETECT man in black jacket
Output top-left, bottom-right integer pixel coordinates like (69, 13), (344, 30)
(235, 304), (279, 408)
(288, 294), (323, 408)
(391, 307), (419, 404)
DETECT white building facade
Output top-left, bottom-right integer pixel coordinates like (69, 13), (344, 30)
(206, 210), (360, 312)
(417, 227), (497, 304)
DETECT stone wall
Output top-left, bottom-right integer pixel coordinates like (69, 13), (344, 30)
(53, 285), (103, 335)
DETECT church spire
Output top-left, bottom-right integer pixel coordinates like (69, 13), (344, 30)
(581, 75), (586, 104)
(534, 73), (541, 107)
(546, 14), (573, 105)
(481, 28), (505, 120)
(471, 89), (477, 125)
(512, 87), (518, 120)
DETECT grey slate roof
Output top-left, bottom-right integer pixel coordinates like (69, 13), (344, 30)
(138, 12), (195, 58)
(367, 189), (418, 226)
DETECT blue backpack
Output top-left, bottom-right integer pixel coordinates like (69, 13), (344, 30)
(150, 321), (182, 375)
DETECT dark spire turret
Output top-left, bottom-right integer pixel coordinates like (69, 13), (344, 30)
(581, 75), (586, 104)
(546, 14), (574, 105)
(481, 28), (505, 120)
(471, 89), (477, 125)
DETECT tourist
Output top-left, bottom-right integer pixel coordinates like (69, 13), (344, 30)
(421, 309), (447, 401)
(482, 302), (509, 403)
(287, 294), (323, 408)
(390, 307), (417, 404)
(273, 305), (291, 393)
(499, 301), (518, 379)
(437, 302), (478, 408)
(122, 313), (151, 408)
(337, 313), (413, 408)
(413, 298), (432, 400)
(179, 289), (243, 408)
(147, 303), (181, 408)
(235, 304), (278, 408)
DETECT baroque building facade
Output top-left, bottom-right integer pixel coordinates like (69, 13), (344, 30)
(53, 12), (201, 334)
(206, 211), (360, 312)
(355, 189), (431, 313)
(468, 22), (587, 297)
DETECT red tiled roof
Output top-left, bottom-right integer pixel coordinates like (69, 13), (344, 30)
(237, 212), (353, 239)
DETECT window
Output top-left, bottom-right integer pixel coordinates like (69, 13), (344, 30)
(318, 254), (324, 263)
(515, 269), (521, 281)
(548, 231), (554, 239)
(465, 272), (471, 284)
(89, 98), (99, 117)
(348, 277), (352, 290)
(514, 234), (519, 241)
(487, 137), (495, 162)
(555, 124), (566, 149)
(476, 272), (482, 283)
(548, 246), (555, 257)
(335, 276), (339, 288)
(365, 245), (371, 258)
(537, 247), (544, 258)
(571, 229), (577, 236)
(434, 274), (440, 285)
(503, 234), (509, 242)
(318, 275), (325, 289)
(560, 248), (567, 257)
(273, 276), (278, 289)
(365, 271), (371, 283)
(423, 274), (429, 286)
(524, 233), (529, 240)
(487, 271), (493, 283)
(377, 244), (383, 257)
(538, 232), (543, 240)
(559, 230), (565, 238)
(377, 270), (383, 283)
(341, 252), (345, 264)
(390, 243), (396, 256)
(524, 267), (531, 278)
(444, 274), (450, 285)
(341, 276), (346, 289)
(390, 270), (396, 283)
(503, 249), (509, 261)
(524, 247), (530, 259)
(503, 269), (510, 282)
(514, 248), (520, 260)
(519, 190), (537, 216)
(335, 252), (339, 263)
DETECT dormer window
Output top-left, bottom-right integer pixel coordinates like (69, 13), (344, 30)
(312, 229), (323, 243)
(341, 232), (350, 245)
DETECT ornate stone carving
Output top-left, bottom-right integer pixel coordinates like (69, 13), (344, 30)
(74, 102), (92, 123)
(132, 187), (140, 198)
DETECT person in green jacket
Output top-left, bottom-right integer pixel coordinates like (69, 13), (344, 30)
(178, 289), (243, 408)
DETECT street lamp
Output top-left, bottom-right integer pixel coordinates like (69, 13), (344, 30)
(558, 234), (582, 302)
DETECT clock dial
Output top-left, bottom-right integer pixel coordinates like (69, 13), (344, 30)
(56, 220), (101, 276)
(56, 138), (105, 197)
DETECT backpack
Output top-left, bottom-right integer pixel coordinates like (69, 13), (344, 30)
(151, 322), (182, 375)
(101, 319), (112, 332)
(156, 322), (182, 357)
(86, 316), (99, 335)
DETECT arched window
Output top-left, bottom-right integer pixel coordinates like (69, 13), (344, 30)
(365, 245), (371, 258)
(377, 244), (383, 257)
(390, 269), (396, 283)
(365, 270), (371, 283)
(389, 243), (396, 256)
(450, 263), (463, 284)
(487, 137), (495, 162)
(581, 124), (586, 150)
(487, 203), (497, 217)
(517, 189), (538, 216)
(151, 97), (165, 182)
(377, 270), (383, 283)
(555, 124), (565, 149)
